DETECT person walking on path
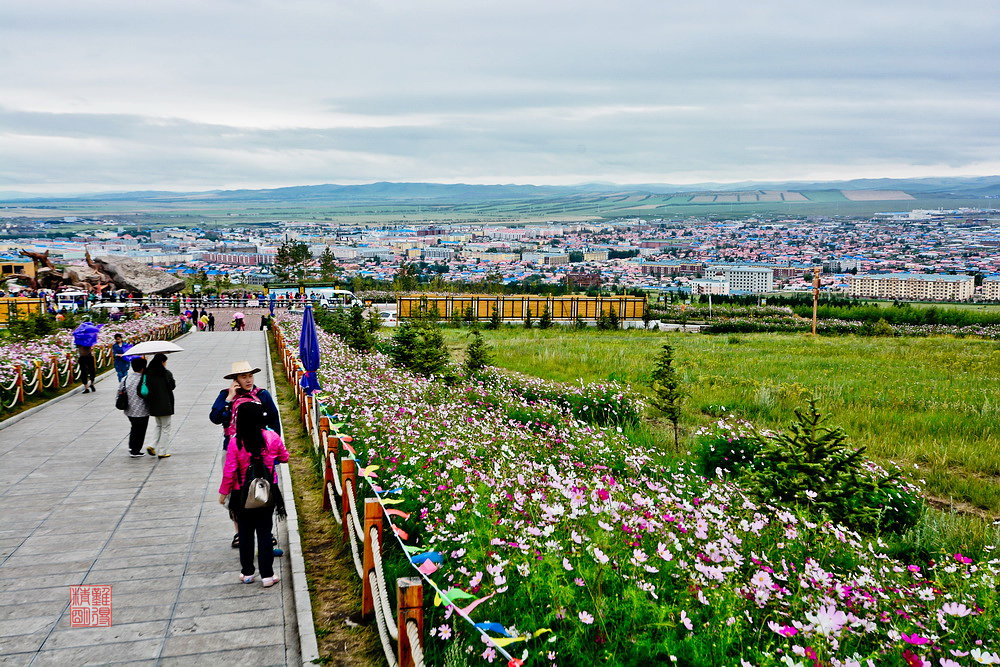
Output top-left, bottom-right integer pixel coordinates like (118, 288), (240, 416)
(218, 402), (288, 587)
(73, 321), (101, 393)
(210, 361), (282, 553)
(112, 333), (130, 381)
(120, 357), (150, 458)
(143, 353), (176, 459)
(208, 312), (215, 331)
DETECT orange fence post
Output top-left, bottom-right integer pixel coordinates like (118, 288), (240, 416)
(362, 498), (384, 620)
(341, 458), (357, 543)
(397, 578), (424, 667)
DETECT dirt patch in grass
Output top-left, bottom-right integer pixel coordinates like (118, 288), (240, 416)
(269, 335), (379, 666)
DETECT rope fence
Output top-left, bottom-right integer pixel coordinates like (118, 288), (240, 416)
(0, 321), (182, 415)
(273, 324), (524, 667)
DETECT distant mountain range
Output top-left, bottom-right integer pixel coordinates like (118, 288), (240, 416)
(2, 176), (1000, 203)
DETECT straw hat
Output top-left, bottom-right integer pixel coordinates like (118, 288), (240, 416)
(224, 360), (262, 379)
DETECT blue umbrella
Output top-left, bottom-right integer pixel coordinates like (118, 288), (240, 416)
(299, 304), (322, 395)
(72, 321), (103, 347)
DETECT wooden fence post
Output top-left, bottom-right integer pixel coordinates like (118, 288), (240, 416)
(362, 498), (384, 620)
(397, 577), (424, 667)
(14, 364), (23, 405)
(341, 458), (357, 543)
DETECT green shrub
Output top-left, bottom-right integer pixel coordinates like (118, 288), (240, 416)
(742, 399), (923, 535)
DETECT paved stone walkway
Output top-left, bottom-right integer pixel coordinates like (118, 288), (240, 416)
(0, 331), (300, 666)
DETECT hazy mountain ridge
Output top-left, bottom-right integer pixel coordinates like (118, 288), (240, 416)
(2, 176), (1000, 204)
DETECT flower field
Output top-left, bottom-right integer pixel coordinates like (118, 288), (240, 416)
(0, 315), (180, 410)
(280, 317), (1000, 666)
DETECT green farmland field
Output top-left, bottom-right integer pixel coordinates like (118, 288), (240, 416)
(444, 327), (1000, 517)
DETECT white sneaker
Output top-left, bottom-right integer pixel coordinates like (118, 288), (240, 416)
(239, 573), (255, 584)
(262, 575), (280, 588)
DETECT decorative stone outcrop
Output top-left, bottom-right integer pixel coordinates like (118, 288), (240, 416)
(93, 256), (186, 295)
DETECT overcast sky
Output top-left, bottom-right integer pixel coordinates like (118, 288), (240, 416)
(2, 0), (999, 194)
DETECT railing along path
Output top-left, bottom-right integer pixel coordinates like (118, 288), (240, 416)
(272, 325), (522, 667)
(1, 322), (182, 413)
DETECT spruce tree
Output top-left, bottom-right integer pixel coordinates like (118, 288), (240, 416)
(464, 329), (493, 375)
(649, 343), (683, 449)
(539, 304), (553, 329)
(487, 306), (502, 330)
(388, 319), (449, 376)
(523, 311), (533, 329)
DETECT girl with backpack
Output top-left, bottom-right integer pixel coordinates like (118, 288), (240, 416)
(218, 401), (288, 587)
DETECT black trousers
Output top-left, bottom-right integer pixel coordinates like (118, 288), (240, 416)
(79, 355), (96, 386)
(236, 507), (274, 578)
(127, 416), (149, 454)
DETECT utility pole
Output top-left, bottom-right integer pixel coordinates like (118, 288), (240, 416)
(812, 273), (820, 335)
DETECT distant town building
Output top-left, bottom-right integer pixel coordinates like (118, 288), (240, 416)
(566, 272), (602, 289)
(980, 277), (1000, 301)
(847, 273), (975, 301)
(705, 265), (774, 294)
(201, 252), (276, 266)
(641, 261), (702, 277)
(521, 252), (570, 266)
(689, 279), (729, 295)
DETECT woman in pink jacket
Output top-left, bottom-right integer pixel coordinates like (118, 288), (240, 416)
(218, 402), (289, 587)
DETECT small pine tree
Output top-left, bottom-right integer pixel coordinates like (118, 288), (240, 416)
(488, 306), (502, 330)
(538, 304), (552, 329)
(449, 308), (464, 328)
(608, 308), (620, 330)
(346, 304), (376, 353)
(463, 306), (476, 325)
(388, 320), (449, 377)
(642, 306), (652, 330)
(464, 329), (493, 374)
(523, 311), (533, 329)
(574, 315), (587, 330)
(649, 343), (683, 449)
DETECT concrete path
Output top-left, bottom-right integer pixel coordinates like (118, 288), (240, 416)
(0, 331), (300, 666)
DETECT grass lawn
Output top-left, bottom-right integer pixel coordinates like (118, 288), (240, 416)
(443, 327), (1000, 516)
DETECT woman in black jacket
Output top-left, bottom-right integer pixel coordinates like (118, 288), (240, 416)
(143, 353), (176, 459)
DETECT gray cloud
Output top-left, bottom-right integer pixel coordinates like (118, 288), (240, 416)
(1, 0), (998, 192)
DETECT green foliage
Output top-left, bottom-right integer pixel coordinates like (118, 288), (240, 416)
(464, 329), (493, 374)
(574, 315), (587, 330)
(318, 246), (338, 281)
(744, 399), (923, 534)
(538, 304), (553, 329)
(486, 306), (502, 331)
(273, 239), (311, 282)
(648, 344), (683, 448)
(388, 319), (450, 377)
(393, 262), (419, 292)
(523, 311), (532, 329)
(346, 305), (377, 353)
(6, 312), (57, 341)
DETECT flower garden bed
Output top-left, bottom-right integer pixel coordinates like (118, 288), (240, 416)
(277, 316), (1000, 666)
(0, 315), (181, 413)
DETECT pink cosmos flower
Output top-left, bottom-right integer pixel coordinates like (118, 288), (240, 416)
(902, 633), (931, 646)
(579, 611), (594, 624)
(767, 620), (798, 637)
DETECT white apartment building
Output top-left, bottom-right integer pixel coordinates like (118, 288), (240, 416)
(847, 273), (975, 301)
(690, 279), (730, 295)
(705, 265), (774, 294)
(980, 277), (1000, 301)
